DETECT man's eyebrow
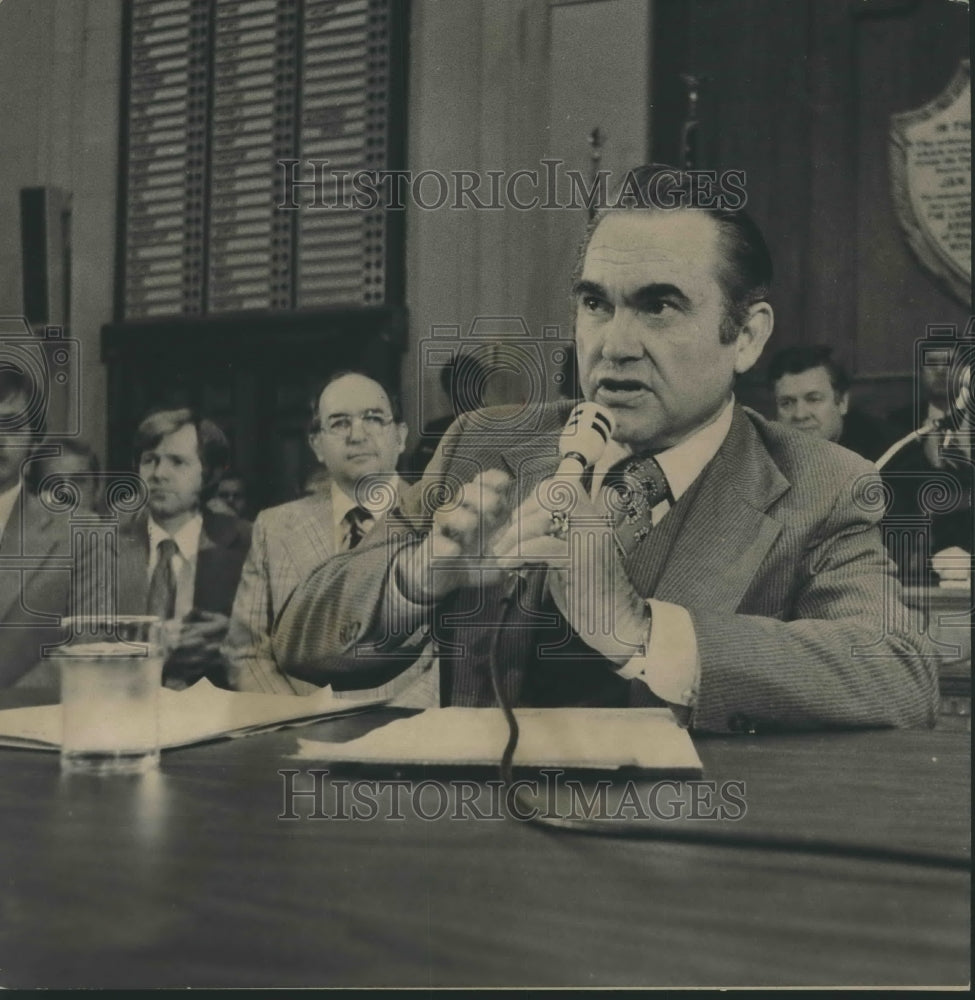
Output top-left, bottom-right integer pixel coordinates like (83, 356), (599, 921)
(627, 283), (691, 310)
(325, 408), (388, 418)
(571, 279), (607, 299)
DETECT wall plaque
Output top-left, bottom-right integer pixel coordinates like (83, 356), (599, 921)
(890, 60), (971, 305)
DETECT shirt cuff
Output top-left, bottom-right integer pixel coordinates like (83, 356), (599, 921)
(616, 599), (700, 706)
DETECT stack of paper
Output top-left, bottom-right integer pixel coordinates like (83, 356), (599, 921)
(0, 680), (386, 752)
(295, 706), (703, 774)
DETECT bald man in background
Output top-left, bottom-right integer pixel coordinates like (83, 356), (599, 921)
(224, 371), (432, 703)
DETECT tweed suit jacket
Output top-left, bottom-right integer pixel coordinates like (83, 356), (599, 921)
(0, 491), (74, 689)
(272, 402), (940, 733)
(223, 491), (337, 693)
(223, 479), (412, 695)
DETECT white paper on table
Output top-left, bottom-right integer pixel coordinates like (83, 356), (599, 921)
(294, 707), (703, 775)
(0, 679), (387, 752)
(931, 546), (972, 589)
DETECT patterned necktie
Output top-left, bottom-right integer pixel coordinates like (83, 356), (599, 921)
(602, 453), (672, 554)
(341, 505), (374, 550)
(146, 537), (179, 620)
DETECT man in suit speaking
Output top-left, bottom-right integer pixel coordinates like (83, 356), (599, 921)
(272, 165), (939, 733)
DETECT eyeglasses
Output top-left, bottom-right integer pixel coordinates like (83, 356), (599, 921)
(318, 410), (396, 437)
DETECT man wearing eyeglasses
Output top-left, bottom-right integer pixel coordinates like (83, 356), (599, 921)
(223, 371), (413, 695)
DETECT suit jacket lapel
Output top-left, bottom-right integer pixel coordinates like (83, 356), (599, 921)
(115, 512), (150, 615)
(498, 407), (790, 611)
(0, 493), (60, 623)
(287, 492), (334, 573)
(652, 407), (790, 611)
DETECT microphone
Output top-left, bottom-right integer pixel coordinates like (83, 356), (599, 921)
(508, 402), (616, 593)
(495, 402), (616, 713)
(502, 402), (616, 589)
(555, 401), (616, 478)
(876, 370), (972, 470)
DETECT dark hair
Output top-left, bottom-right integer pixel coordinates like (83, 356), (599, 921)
(572, 164), (773, 345)
(27, 435), (99, 481)
(767, 345), (850, 397)
(0, 360), (45, 435)
(439, 351), (494, 414)
(134, 407), (230, 495)
(308, 370), (403, 433)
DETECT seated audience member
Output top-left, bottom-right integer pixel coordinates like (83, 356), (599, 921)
(768, 345), (889, 461)
(27, 437), (103, 513)
(115, 408), (251, 689)
(224, 371), (428, 698)
(880, 345), (972, 586)
(207, 472), (251, 521)
(0, 364), (76, 688)
(271, 165), (940, 733)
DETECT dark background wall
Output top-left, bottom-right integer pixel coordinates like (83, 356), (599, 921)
(652, 0), (970, 416)
(0, 0), (968, 505)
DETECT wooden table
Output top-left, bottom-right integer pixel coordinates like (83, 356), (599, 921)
(0, 707), (968, 988)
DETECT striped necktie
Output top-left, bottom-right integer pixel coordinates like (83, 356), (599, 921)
(341, 505), (374, 550)
(146, 537), (179, 620)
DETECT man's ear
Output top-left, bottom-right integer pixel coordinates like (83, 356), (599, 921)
(733, 302), (774, 376)
(308, 432), (328, 465)
(838, 391), (850, 417)
(395, 422), (408, 456)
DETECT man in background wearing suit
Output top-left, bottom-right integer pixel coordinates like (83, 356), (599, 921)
(272, 165), (939, 733)
(0, 363), (74, 688)
(116, 408), (251, 689)
(768, 345), (890, 461)
(224, 371), (416, 696)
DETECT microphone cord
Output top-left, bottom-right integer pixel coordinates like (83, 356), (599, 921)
(487, 574), (969, 873)
(489, 572), (524, 788)
(875, 428), (923, 471)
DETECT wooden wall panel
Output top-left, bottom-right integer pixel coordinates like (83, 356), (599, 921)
(651, 0), (970, 419)
(853, 1), (970, 381)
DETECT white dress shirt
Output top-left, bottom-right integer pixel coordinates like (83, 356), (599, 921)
(330, 480), (396, 551)
(147, 513), (203, 621)
(608, 398), (735, 706)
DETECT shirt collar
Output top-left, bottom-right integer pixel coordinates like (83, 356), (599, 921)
(592, 397), (734, 502)
(330, 478), (397, 529)
(148, 512), (203, 561)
